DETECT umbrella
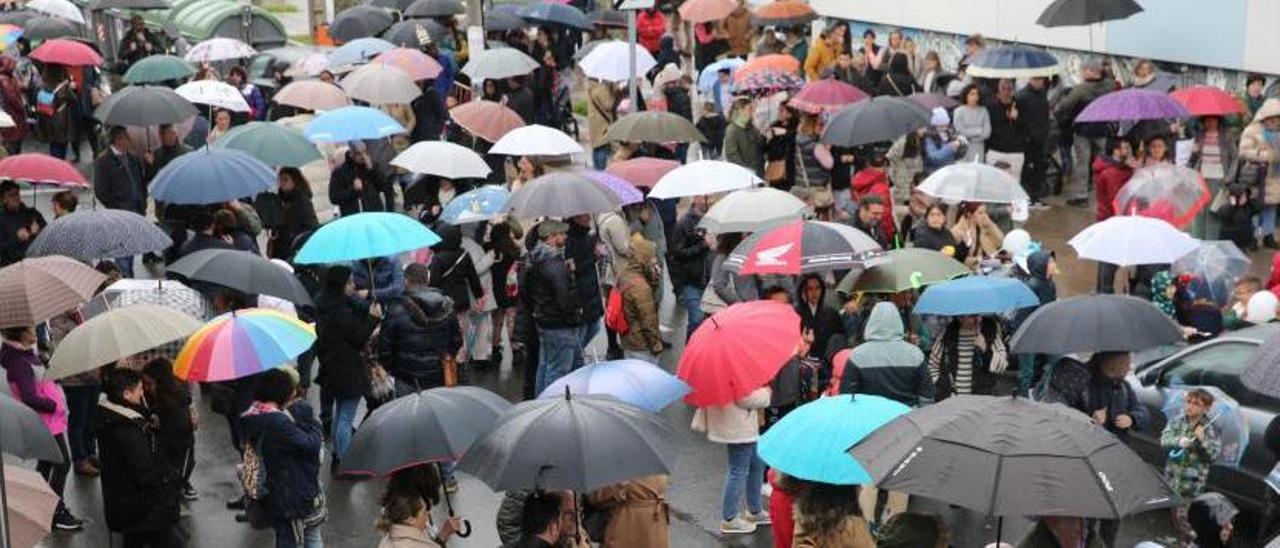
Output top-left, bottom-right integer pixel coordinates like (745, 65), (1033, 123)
(174, 80), (251, 112)
(0, 24), (19, 51)
(916, 163), (1031, 204)
(285, 52), (332, 78)
(490, 124), (582, 156)
(837, 248), (969, 294)
(22, 16), (80, 42)
(93, 85), (196, 127)
(679, 0), (735, 23)
(3, 464), (58, 548)
(330, 5), (394, 43)
(45, 305), (201, 380)
(1076, 88), (1191, 123)
(213, 122), (322, 167)
(0, 257), (104, 328)
(458, 392), (683, 492)
(648, 160), (761, 199)
(759, 395), (909, 484)
(913, 275), (1040, 316)
(174, 308), (316, 382)
(449, 100), (524, 142)
(849, 396), (1176, 526)
(87, 0), (169, 8)
(588, 8), (626, 28)
(1113, 164), (1210, 228)
(295, 212), (441, 264)
(121, 54), (194, 85)
(908, 92), (958, 111)
(966, 45), (1060, 79)
(150, 148), (276, 205)
(822, 96), (931, 148)
(505, 172), (622, 218)
(29, 38), (100, 66)
(539, 359), (689, 413)
(1170, 86), (1244, 117)
(380, 19), (445, 49)
(605, 157), (679, 188)
(678, 300), (800, 406)
(790, 79), (870, 114)
(273, 80), (350, 112)
(184, 37), (256, 63)
(439, 185), (509, 224)
(0, 11), (36, 26)
(1243, 329), (1280, 398)
(328, 37), (395, 67)
(697, 57), (745, 93)
(724, 220), (885, 276)
(485, 10), (525, 32)
(578, 40), (656, 83)
(0, 154), (86, 187)
(1170, 241), (1250, 307)
(1008, 294), (1184, 354)
(340, 64), (422, 105)
(404, 0), (463, 18)
(0, 392), (63, 461)
(168, 249), (313, 305)
(461, 47), (540, 81)
(392, 141), (491, 179)
(1037, 0), (1143, 27)
(304, 105), (405, 142)
(102, 278), (211, 322)
(751, 0), (816, 26)
(1068, 215), (1200, 267)
(734, 69), (804, 95)
(26, 0), (82, 24)
(605, 111), (704, 144)
(584, 171), (643, 207)
(699, 187), (807, 233)
(735, 54), (801, 81)
(1162, 385), (1247, 466)
(516, 1), (591, 30)
(26, 209), (170, 262)
(372, 47), (443, 81)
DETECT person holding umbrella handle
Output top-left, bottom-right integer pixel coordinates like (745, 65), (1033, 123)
(378, 466), (466, 547)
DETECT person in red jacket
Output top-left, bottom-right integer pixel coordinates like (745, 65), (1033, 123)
(1093, 137), (1137, 292)
(852, 155), (897, 245)
(636, 8), (667, 55)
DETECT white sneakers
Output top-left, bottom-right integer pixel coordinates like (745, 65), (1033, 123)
(719, 511), (772, 535)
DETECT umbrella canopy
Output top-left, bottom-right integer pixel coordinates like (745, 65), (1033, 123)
(579, 40), (656, 83)
(0, 392), (64, 461)
(1113, 164), (1210, 228)
(837, 248), (969, 294)
(966, 45), (1060, 79)
(539, 359), (689, 413)
(1170, 86), (1244, 117)
(340, 63), (422, 105)
(0, 10), (37, 26)
(440, 185), (509, 224)
(372, 47), (443, 81)
(174, 80), (251, 112)
(26, 0), (82, 24)
(1068, 215), (1200, 267)
(849, 395), (1176, 519)
(1009, 294), (1183, 354)
(4, 464), (59, 548)
(304, 105), (405, 142)
(917, 163), (1031, 204)
(649, 160), (761, 199)
(751, 0), (816, 26)
(1162, 385), (1247, 466)
(169, 249), (313, 305)
(102, 279), (211, 322)
(605, 157), (679, 188)
(679, 0), (735, 23)
(790, 79), (870, 114)
(392, 140), (491, 179)
(295, 212), (441, 264)
(121, 54), (194, 85)
(914, 275), (1040, 316)
(1037, 0), (1143, 27)
(0, 153), (86, 187)
(0, 256), (104, 328)
(330, 5), (394, 43)
(588, 8), (626, 28)
(175, 308), (316, 382)
(605, 111), (704, 144)
(697, 57), (745, 92)
(184, 37), (256, 63)
(328, 37), (395, 67)
(1171, 241), (1250, 307)
(26, 209), (170, 262)
(734, 69), (804, 95)
(366, 0), (413, 9)
(46, 305), (201, 380)
(1076, 88), (1191, 123)
(759, 395), (909, 484)
(30, 38), (100, 66)
(678, 301), (801, 407)
(462, 47), (541, 81)
(490, 124), (582, 156)
(724, 220), (884, 275)
(735, 54), (801, 81)
(822, 96), (931, 147)
(1242, 330), (1280, 399)
(273, 80), (350, 112)
(908, 92), (958, 111)
(150, 148), (276, 205)
(381, 19), (445, 49)
(584, 170), (643, 206)
(458, 393), (683, 492)
(341, 386), (512, 476)
(485, 10), (525, 31)
(699, 187), (807, 233)
(94, 85), (196, 126)
(516, 1), (591, 30)
(505, 172), (622, 218)
(449, 100), (524, 142)
(23, 15), (80, 41)
(88, 0), (169, 8)
(404, 0), (463, 18)
(213, 122), (322, 167)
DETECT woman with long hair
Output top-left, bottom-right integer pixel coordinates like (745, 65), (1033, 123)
(142, 358), (197, 501)
(376, 465), (462, 547)
(790, 482), (874, 546)
(950, 202), (1004, 269)
(952, 84), (991, 162)
(487, 221), (522, 365)
(269, 167), (318, 261)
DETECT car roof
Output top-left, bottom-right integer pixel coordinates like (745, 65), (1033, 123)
(1221, 323), (1280, 343)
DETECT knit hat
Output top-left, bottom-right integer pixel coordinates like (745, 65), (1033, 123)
(930, 107), (950, 127)
(537, 219), (569, 239)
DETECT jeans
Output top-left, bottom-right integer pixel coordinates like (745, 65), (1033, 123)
(274, 520), (323, 548)
(331, 397), (360, 461)
(579, 319), (600, 367)
(721, 442), (764, 521)
(677, 285), (704, 340)
(1256, 204), (1278, 240)
(592, 145), (611, 170)
(536, 326), (585, 395)
(64, 384), (99, 462)
(48, 141), (67, 160)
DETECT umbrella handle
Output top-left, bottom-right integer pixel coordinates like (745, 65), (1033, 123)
(455, 519), (472, 538)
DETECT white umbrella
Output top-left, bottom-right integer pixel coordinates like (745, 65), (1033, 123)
(648, 160), (763, 200)
(339, 64), (422, 106)
(699, 187), (808, 233)
(392, 141), (491, 179)
(1068, 215), (1200, 267)
(175, 80), (251, 112)
(916, 162), (1030, 204)
(27, 0), (84, 24)
(285, 52), (333, 78)
(578, 40), (657, 83)
(490, 124), (583, 156)
(185, 37), (257, 63)
(46, 304), (202, 380)
(461, 47), (540, 81)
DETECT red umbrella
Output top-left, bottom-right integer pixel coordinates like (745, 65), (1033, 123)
(30, 39), (103, 66)
(790, 79), (869, 114)
(1170, 86), (1244, 117)
(605, 157), (679, 188)
(450, 100), (524, 143)
(678, 0), (735, 24)
(0, 154), (88, 187)
(678, 300), (801, 407)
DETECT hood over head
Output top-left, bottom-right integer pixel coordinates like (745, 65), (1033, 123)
(863, 301), (905, 342)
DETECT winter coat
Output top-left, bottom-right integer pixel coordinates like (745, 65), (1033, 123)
(619, 236), (662, 354)
(852, 212), (893, 250)
(911, 225), (958, 256)
(1189, 128), (1239, 183)
(524, 242), (583, 330)
(840, 302), (930, 406)
(950, 213), (1004, 268)
(1016, 84), (1051, 145)
(804, 39), (836, 81)
(352, 256), (406, 305)
(506, 85), (536, 125)
(1087, 374), (1149, 443)
(429, 224), (484, 313)
(669, 210), (711, 290)
(1053, 77), (1114, 127)
(794, 274), (844, 364)
(596, 211), (631, 286)
(636, 10), (666, 54)
(791, 515), (875, 548)
(709, 252), (757, 305)
(376, 287), (461, 388)
(378, 524), (441, 548)
(722, 6), (753, 57)
(314, 291), (378, 400)
(1012, 250), (1057, 333)
(93, 150), (148, 214)
(1093, 154), (1135, 221)
(695, 386), (771, 444)
(95, 400), (181, 534)
(268, 186), (318, 260)
(852, 167), (896, 242)
(923, 130), (960, 174)
(886, 134), (922, 190)
(1016, 520), (1104, 548)
(587, 80), (619, 149)
(329, 153), (390, 216)
(724, 119), (765, 176)
(411, 86), (445, 143)
(1238, 98), (1280, 204)
(927, 318), (1006, 398)
(876, 54), (920, 97)
(239, 401), (323, 521)
(587, 475), (670, 548)
(36, 81), (75, 144)
(565, 223), (604, 323)
(986, 97), (1025, 153)
(794, 133), (829, 187)
(1, 342), (66, 435)
(0, 57), (27, 143)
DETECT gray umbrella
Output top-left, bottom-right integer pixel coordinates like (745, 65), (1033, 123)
(167, 249), (313, 305)
(364, 0), (415, 10)
(330, 5), (395, 43)
(0, 392), (63, 462)
(484, 10), (525, 32)
(1008, 294), (1183, 354)
(1036, 0), (1143, 27)
(26, 209), (172, 263)
(605, 111), (705, 144)
(94, 85), (197, 127)
(23, 16), (81, 42)
(1241, 330), (1280, 398)
(505, 172), (623, 218)
(0, 10), (37, 25)
(381, 19), (446, 49)
(461, 47), (540, 81)
(458, 393), (683, 493)
(405, 0), (464, 18)
(820, 96), (931, 148)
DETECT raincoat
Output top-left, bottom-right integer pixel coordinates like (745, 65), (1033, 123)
(1239, 98), (1280, 204)
(618, 236), (663, 355)
(586, 475), (670, 548)
(840, 302), (930, 406)
(1161, 414), (1222, 499)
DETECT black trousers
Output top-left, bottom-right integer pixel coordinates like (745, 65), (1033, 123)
(1022, 140), (1048, 202)
(120, 526), (181, 548)
(37, 433), (70, 508)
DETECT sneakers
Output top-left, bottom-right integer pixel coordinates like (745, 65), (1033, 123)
(719, 516), (757, 535)
(444, 477), (459, 494)
(52, 508), (84, 531)
(745, 510), (772, 526)
(226, 495), (246, 510)
(182, 485), (199, 501)
(1029, 200), (1051, 211)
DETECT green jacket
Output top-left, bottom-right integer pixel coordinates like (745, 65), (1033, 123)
(723, 120), (764, 176)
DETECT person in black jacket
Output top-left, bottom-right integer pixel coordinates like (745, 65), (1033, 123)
(142, 358), (197, 501)
(565, 215), (604, 352)
(267, 167), (318, 261)
(794, 274), (844, 382)
(525, 220), (585, 395)
(505, 75), (536, 124)
(95, 368), (181, 547)
(669, 195), (714, 339)
(328, 142), (390, 216)
(176, 208), (234, 260)
(985, 78), (1027, 190)
(93, 126), (147, 215)
(428, 223), (484, 315)
(1017, 77), (1052, 207)
(313, 265), (380, 475)
(0, 181), (45, 266)
(377, 263), (462, 394)
(411, 79), (446, 144)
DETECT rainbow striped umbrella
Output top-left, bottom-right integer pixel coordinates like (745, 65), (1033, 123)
(174, 308), (316, 382)
(0, 24), (22, 51)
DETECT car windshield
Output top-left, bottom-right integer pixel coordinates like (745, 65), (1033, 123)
(1162, 340), (1280, 409)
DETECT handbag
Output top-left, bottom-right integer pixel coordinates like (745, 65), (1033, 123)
(699, 283), (727, 315)
(764, 158), (786, 184)
(367, 362), (396, 403)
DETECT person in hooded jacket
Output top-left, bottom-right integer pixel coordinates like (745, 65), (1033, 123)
(428, 223), (484, 317)
(877, 53), (920, 97)
(525, 221), (586, 395)
(839, 302), (930, 406)
(313, 265), (380, 475)
(618, 235), (664, 364)
(268, 167), (318, 261)
(1011, 249), (1057, 395)
(377, 263), (463, 395)
(566, 215), (605, 356)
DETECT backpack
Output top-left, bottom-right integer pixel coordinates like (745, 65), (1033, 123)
(826, 349), (853, 396)
(237, 437), (274, 529)
(604, 286), (629, 335)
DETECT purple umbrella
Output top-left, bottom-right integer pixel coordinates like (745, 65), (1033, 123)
(585, 170), (643, 206)
(1074, 88), (1191, 123)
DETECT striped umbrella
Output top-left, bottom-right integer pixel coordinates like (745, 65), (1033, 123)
(46, 305), (202, 380)
(0, 256), (105, 328)
(26, 209), (172, 262)
(174, 308), (317, 382)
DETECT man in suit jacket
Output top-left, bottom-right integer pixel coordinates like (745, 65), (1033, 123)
(93, 126), (147, 215)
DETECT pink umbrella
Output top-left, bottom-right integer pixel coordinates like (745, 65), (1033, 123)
(372, 48), (443, 82)
(605, 157), (680, 189)
(0, 154), (87, 187)
(790, 79), (869, 114)
(678, 0), (736, 23)
(450, 100), (524, 143)
(273, 80), (350, 112)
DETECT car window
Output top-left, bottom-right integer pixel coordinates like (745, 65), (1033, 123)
(1161, 341), (1256, 400)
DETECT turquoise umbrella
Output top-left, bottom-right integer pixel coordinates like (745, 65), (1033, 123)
(758, 394), (909, 485)
(122, 54), (195, 85)
(304, 106), (405, 143)
(213, 122), (322, 167)
(294, 212), (441, 264)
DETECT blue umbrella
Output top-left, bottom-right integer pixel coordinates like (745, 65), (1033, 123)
(149, 148), (275, 205)
(440, 185), (509, 225)
(294, 212), (441, 264)
(537, 359), (690, 413)
(966, 44), (1060, 79)
(698, 57), (745, 93)
(758, 394), (910, 485)
(517, 1), (591, 30)
(304, 106), (406, 143)
(328, 37), (396, 67)
(913, 275), (1040, 316)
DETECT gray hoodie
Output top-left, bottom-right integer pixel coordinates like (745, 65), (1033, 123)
(840, 302), (932, 406)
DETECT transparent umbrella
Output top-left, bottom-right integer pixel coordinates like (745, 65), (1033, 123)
(1171, 241), (1251, 307)
(1114, 164), (1210, 228)
(1162, 385), (1248, 466)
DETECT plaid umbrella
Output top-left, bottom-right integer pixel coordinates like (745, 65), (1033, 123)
(0, 256), (105, 328)
(26, 209), (172, 262)
(735, 70), (803, 95)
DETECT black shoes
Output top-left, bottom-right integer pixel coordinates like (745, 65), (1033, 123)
(52, 508), (84, 531)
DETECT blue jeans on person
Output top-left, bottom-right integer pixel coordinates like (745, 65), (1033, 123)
(48, 142), (67, 160)
(536, 326), (585, 395)
(63, 384), (99, 462)
(274, 520), (323, 548)
(592, 145), (611, 170)
(1256, 205), (1278, 241)
(1016, 354), (1036, 397)
(722, 442), (764, 521)
(579, 319), (600, 368)
(331, 397), (360, 462)
(677, 285), (705, 340)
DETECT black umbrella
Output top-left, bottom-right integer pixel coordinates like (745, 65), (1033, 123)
(26, 209), (173, 263)
(381, 19), (446, 49)
(22, 16), (82, 42)
(517, 2), (592, 31)
(1036, 0), (1143, 27)
(167, 249), (313, 305)
(589, 8), (626, 28)
(93, 85), (197, 127)
(849, 395), (1177, 542)
(820, 96), (931, 148)
(1241, 330), (1280, 399)
(405, 0), (464, 18)
(363, 0), (415, 11)
(330, 5), (395, 43)
(1008, 294), (1183, 355)
(484, 10), (525, 32)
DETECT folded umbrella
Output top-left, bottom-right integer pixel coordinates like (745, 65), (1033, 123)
(822, 96), (931, 148)
(185, 37), (256, 63)
(966, 44), (1060, 79)
(94, 85), (197, 127)
(213, 122), (322, 167)
(404, 0), (463, 18)
(605, 157), (679, 188)
(516, 1), (591, 30)
(539, 359), (690, 413)
(294, 212), (441, 264)
(273, 80), (351, 112)
(913, 275), (1040, 316)
(440, 185), (510, 224)
(837, 248), (968, 294)
(917, 163), (1031, 204)
(1037, 0), (1143, 27)
(29, 38), (100, 66)
(724, 220), (885, 276)
(584, 171), (643, 207)
(372, 47), (443, 81)
(1068, 215), (1199, 266)
(699, 187), (807, 233)
(579, 40), (657, 83)
(605, 111), (704, 144)
(0, 392), (64, 462)
(328, 37), (395, 67)
(449, 100), (524, 143)
(25, 209), (171, 263)
(3, 464), (59, 548)
(392, 140), (491, 180)
(790, 79), (869, 114)
(1170, 86), (1244, 117)
(168, 249), (313, 305)
(46, 305), (201, 380)
(26, 0), (83, 24)
(174, 308), (316, 382)
(150, 148), (276, 205)
(759, 395), (909, 484)
(0, 257), (104, 328)
(505, 172), (622, 218)
(330, 5), (394, 43)
(122, 54), (195, 85)
(1075, 88), (1191, 123)
(490, 124), (582, 156)
(174, 80), (251, 112)
(340, 64), (422, 105)
(678, 300), (801, 407)
(381, 19), (445, 49)
(0, 154), (86, 187)
(461, 48), (540, 81)
(679, 0), (735, 23)
(648, 160), (761, 199)
(1113, 164), (1210, 228)
(304, 105), (406, 142)
(1008, 294), (1184, 354)
(1171, 240), (1250, 307)
(22, 15), (80, 42)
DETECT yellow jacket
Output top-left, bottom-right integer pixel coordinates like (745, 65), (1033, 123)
(805, 38), (836, 81)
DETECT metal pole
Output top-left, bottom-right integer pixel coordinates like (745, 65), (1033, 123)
(627, 10), (638, 108)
